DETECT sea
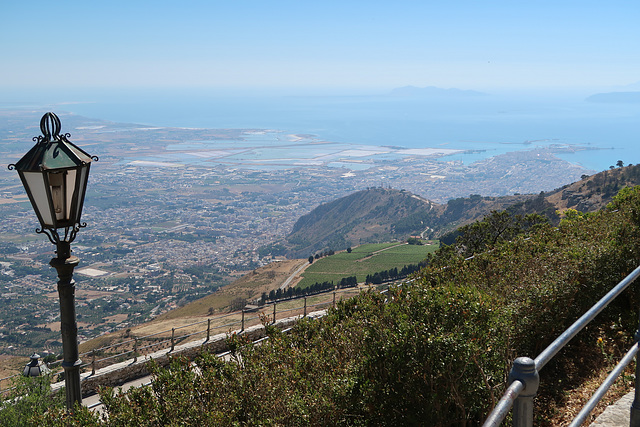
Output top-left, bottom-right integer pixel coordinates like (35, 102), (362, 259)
(3, 87), (640, 172)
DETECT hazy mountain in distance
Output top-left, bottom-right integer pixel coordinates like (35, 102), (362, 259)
(389, 85), (488, 98)
(585, 91), (640, 103)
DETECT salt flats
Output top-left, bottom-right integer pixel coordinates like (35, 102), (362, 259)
(130, 131), (464, 170)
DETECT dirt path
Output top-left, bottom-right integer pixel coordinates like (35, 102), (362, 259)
(356, 243), (408, 262)
(279, 261), (310, 290)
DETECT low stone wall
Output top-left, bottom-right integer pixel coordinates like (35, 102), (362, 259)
(52, 311), (324, 397)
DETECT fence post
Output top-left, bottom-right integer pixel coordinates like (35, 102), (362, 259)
(630, 311), (640, 427)
(206, 318), (211, 342)
(333, 291), (336, 308)
(91, 350), (96, 376)
(241, 309), (245, 332)
(273, 303), (276, 324)
(304, 297), (307, 317)
(508, 357), (539, 427)
(133, 338), (138, 363)
(170, 328), (175, 352)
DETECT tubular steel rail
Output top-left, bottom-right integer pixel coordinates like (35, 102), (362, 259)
(484, 264), (640, 427)
(0, 288), (362, 395)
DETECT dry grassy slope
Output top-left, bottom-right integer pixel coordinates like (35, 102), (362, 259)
(155, 259), (306, 321)
(433, 165), (640, 236)
(544, 165), (640, 213)
(79, 259), (306, 351)
(0, 355), (27, 380)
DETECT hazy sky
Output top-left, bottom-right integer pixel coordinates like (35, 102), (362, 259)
(2, 0), (639, 92)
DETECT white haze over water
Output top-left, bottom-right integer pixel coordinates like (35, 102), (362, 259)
(4, 87), (640, 172)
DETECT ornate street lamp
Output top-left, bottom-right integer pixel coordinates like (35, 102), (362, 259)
(9, 112), (97, 410)
(23, 353), (51, 377)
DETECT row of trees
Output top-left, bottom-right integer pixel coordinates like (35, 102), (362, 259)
(364, 262), (426, 285)
(260, 275), (358, 304)
(308, 249), (336, 264)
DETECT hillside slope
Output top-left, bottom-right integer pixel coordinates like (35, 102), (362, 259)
(82, 166), (640, 355)
(544, 164), (640, 211)
(434, 164), (640, 231)
(79, 259), (307, 353)
(286, 187), (436, 258)
(58, 185), (640, 426)
(283, 165), (640, 255)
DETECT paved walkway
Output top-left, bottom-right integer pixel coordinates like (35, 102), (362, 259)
(82, 375), (151, 413)
(279, 261), (309, 290)
(590, 391), (633, 426)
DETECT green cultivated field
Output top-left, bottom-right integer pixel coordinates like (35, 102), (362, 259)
(297, 242), (438, 288)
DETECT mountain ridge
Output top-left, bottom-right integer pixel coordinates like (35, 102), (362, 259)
(585, 91), (640, 103)
(283, 164), (640, 256)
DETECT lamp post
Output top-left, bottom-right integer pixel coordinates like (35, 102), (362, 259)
(9, 112), (97, 410)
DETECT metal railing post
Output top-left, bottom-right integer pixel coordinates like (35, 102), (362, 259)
(304, 297), (307, 317)
(133, 338), (138, 363)
(206, 318), (211, 342)
(508, 357), (539, 427)
(241, 309), (245, 332)
(333, 291), (336, 308)
(170, 328), (175, 352)
(630, 311), (640, 427)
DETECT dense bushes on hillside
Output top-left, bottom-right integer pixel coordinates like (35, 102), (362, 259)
(0, 375), (64, 426)
(30, 187), (640, 426)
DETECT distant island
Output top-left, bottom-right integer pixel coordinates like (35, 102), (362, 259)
(585, 91), (640, 103)
(389, 85), (488, 98)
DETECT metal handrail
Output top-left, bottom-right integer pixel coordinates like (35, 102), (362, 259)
(484, 381), (526, 426)
(569, 342), (639, 427)
(536, 265), (640, 371)
(484, 264), (640, 426)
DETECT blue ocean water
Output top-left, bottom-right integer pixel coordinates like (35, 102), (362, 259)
(4, 87), (639, 172)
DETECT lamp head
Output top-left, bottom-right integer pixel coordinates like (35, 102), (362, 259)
(9, 113), (98, 245)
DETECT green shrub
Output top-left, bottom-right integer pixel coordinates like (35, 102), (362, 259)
(0, 374), (65, 427)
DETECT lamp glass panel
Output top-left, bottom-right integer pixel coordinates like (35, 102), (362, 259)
(22, 171), (54, 226)
(64, 169), (79, 222)
(72, 166), (87, 222)
(23, 365), (41, 377)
